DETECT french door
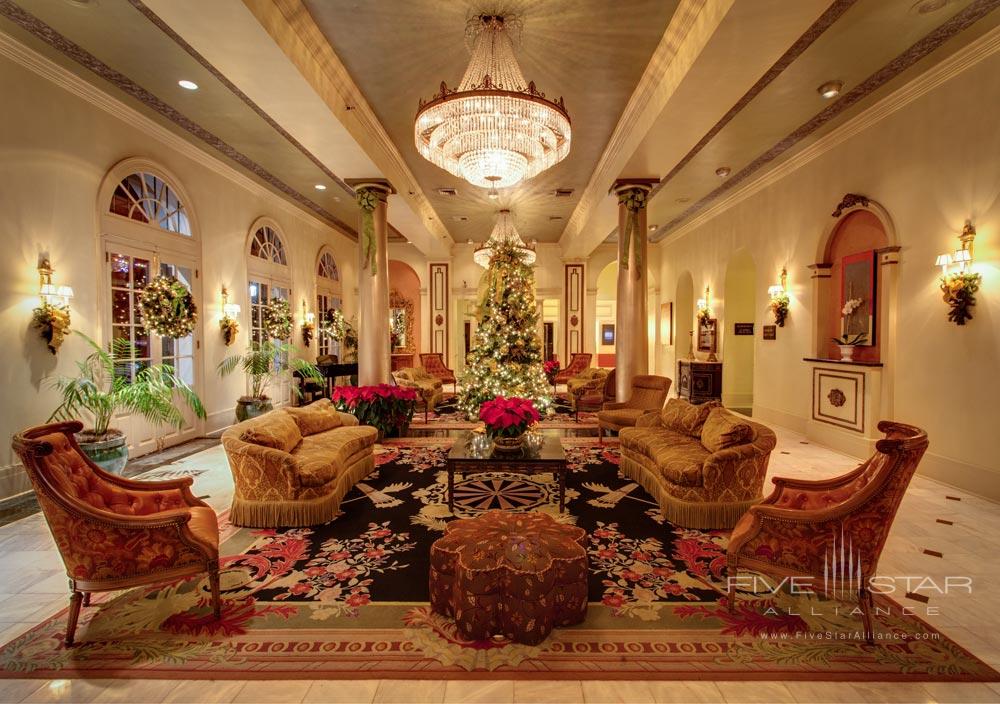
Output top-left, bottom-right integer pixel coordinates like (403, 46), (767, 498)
(316, 290), (342, 360)
(106, 244), (202, 457)
(249, 279), (292, 405)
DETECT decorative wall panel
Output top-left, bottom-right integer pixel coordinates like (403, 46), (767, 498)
(564, 263), (584, 356)
(429, 263), (449, 363)
(812, 367), (864, 433)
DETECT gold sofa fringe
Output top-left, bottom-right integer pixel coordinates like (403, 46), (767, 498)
(619, 455), (758, 530)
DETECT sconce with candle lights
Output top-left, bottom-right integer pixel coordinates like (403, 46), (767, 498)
(32, 258), (73, 354)
(696, 286), (712, 323)
(301, 300), (316, 347)
(767, 267), (790, 327)
(936, 221), (981, 325)
(220, 286), (240, 346)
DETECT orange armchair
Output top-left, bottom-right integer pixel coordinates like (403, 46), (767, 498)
(420, 353), (457, 392)
(554, 353), (592, 384)
(727, 421), (928, 643)
(12, 421), (221, 646)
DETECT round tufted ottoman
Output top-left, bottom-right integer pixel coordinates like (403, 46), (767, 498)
(429, 510), (588, 645)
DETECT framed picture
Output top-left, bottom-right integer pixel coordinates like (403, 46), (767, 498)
(841, 250), (877, 345)
(697, 318), (717, 353)
(601, 323), (615, 346)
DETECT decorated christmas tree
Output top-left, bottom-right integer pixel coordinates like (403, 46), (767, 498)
(458, 233), (552, 418)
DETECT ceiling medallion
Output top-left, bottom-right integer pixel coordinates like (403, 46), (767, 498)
(473, 209), (536, 268)
(414, 13), (571, 191)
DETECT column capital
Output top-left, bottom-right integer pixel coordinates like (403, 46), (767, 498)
(610, 178), (659, 198)
(346, 178), (396, 199)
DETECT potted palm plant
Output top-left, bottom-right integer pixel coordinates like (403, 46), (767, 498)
(47, 332), (207, 473)
(217, 339), (323, 422)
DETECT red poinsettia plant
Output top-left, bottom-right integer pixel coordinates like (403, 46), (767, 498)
(331, 384), (417, 438)
(542, 359), (561, 383)
(478, 396), (540, 438)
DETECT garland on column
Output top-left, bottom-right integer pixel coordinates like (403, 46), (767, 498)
(357, 188), (379, 276)
(617, 188), (646, 275)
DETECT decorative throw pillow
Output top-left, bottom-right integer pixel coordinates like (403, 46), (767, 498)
(240, 411), (302, 453)
(284, 403), (343, 436)
(660, 398), (719, 437)
(700, 408), (753, 453)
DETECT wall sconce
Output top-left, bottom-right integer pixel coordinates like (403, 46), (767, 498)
(32, 258), (73, 354)
(936, 221), (982, 325)
(767, 267), (790, 327)
(301, 300), (316, 347)
(696, 286), (712, 323)
(220, 286), (240, 346)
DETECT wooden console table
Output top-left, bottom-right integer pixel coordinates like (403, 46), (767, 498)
(677, 360), (722, 404)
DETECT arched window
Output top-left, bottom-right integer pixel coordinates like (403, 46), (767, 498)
(109, 172), (191, 236)
(315, 248), (342, 358)
(318, 251), (339, 282)
(249, 225), (287, 265)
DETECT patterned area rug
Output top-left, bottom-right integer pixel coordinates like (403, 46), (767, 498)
(0, 437), (996, 681)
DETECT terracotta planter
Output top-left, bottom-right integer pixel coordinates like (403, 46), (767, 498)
(235, 397), (273, 422)
(76, 430), (129, 475)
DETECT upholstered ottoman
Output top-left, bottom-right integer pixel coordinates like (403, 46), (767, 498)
(429, 510), (588, 645)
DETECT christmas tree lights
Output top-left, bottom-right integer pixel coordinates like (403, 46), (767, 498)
(458, 240), (552, 417)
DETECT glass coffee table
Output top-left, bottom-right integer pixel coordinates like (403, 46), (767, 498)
(447, 432), (569, 513)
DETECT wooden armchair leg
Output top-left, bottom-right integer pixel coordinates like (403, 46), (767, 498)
(65, 589), (83, 647)
(82, 592), (91, 607)
(209, 565), (222, 620)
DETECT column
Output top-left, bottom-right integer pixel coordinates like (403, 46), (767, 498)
(564, 263), (585, 360)
(351, 179), (394, 385)
(428, 262), (450, 364)
(612, 178), (658, 400)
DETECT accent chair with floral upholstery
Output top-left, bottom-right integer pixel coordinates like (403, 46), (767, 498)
(11, 420), (222, 646)
(570, 368), (615, 415)
(727, 420), (928, 644)
(221, 399), (377, 527)
(596, 374), (671, 438)
(419, 353), (457, 392)
(392, 367), (444, 421)
(619, 400), (776, 528)
(553, 353), (592, 385)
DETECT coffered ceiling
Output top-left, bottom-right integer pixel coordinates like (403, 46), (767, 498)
(1, 0), (998, 259)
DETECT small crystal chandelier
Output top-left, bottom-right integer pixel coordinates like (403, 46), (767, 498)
(415, 13), (571, 190)
(474, 209), (536, 268)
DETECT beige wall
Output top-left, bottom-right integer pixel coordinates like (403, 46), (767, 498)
(0, 54), (358, 501)
(653, 52), (1000, 499)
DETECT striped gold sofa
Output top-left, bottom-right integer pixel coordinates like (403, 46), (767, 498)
(619, 399), (776, 529)
(221, 399), (377, 527)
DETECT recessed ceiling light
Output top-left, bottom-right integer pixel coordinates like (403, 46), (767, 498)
(676, 197), (690, 204)
(910, 0), (952, 14)
(314, 184), (327, 190)
(817, 80), (843, 99)
(715, 167), (731, 178)
(648, 224), (658, 232)
(178, 80), (199, 90)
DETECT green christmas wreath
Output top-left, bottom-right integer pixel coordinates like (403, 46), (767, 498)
(139, 275), (198, 338)
(262, 297), (293, 340)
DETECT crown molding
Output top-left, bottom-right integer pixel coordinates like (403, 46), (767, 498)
(659, 23), (1000, 244)
(243, 0), (453, 246)
(0, 29), (353, 239)
(558, 0), (731, 255)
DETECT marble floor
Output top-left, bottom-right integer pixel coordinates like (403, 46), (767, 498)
(0, 422), (998, 703)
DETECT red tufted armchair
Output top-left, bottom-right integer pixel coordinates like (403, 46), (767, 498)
(12, 421), (221, 646)
(419, 353), (457, 392)
(727, 421), (928, 643)
(553, 353), (592, 385)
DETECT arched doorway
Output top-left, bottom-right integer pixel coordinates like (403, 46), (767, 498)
(721, 250), (756, 414)
(595, 261), (617, 368)
(388, 260), (421, 367)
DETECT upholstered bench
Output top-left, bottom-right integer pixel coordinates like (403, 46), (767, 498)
(429, 510), (588, 645)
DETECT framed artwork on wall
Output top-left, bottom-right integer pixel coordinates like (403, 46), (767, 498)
(601, 323), (616, 346)
(841, 250), (877, 345)
(697, 318), (717, 353)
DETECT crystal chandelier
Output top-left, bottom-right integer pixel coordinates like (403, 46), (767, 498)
(415, 14), (571, 190)
(474, 209), (536, 268)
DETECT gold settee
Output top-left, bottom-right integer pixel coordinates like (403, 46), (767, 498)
(392, 367), (444, 420)
(221, 399), (377, 527)
(619, 400), (776, 529)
